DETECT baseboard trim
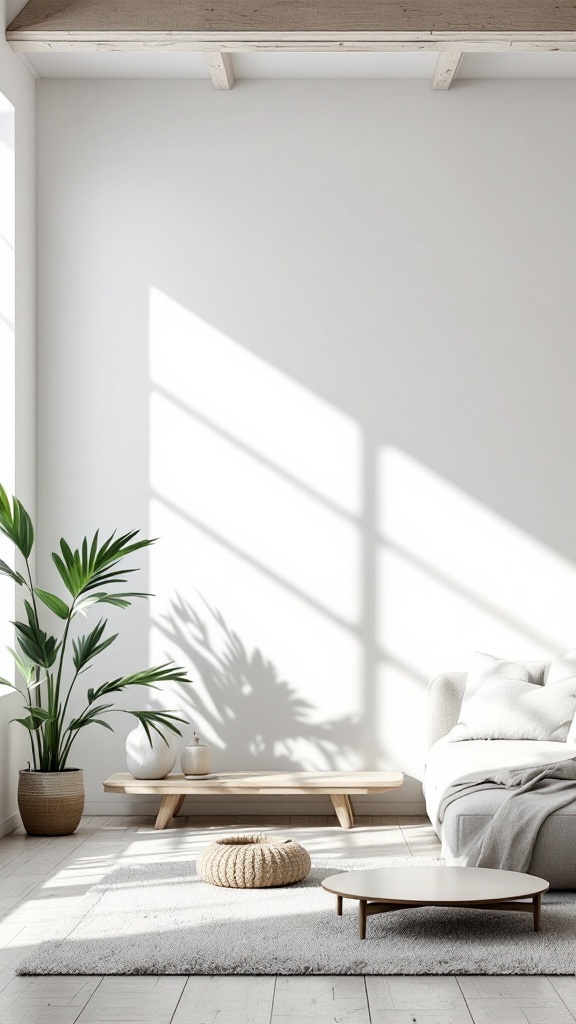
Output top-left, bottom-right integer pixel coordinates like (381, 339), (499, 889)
(85, 798), (426, 818)
(0, 812), (20, 838)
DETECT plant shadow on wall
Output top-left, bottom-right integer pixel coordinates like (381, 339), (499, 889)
(159, 594), (363, 770)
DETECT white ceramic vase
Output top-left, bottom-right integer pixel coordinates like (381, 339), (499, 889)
(126, 723), (180, 780)
(181, 732), (211, 776)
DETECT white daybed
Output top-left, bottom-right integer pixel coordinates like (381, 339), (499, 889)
(425, 667), (576, 889)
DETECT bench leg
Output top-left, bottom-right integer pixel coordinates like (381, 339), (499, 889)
(155, 794), (183, 830)
(330, 793), (354, 829)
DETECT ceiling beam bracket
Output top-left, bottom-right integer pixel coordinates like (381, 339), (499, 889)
(206, 51), (235, 89)
(432, 50), (463, 89)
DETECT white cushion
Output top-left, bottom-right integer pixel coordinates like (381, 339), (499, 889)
(463, 652), (545, 694)
(547, 650), (576, 743)
(448, 651), (576, 742)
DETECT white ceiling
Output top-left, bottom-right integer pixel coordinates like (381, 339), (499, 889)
(24, 50), (576, 80)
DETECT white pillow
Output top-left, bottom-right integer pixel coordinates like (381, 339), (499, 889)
(448, 651), (576, 742)
(464, 652), (545, 695)
(547, 650), (576, 743)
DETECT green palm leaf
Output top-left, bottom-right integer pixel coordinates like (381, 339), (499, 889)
(0, 560), (26, 586)
(0, 486), (34, 559)
(34, 588), (70, 620)
(73, 591), (149, 616)
(52, 530), (153, 599)
(87, 663), (191, 705)
(8, 647), (40, 688)
(14, 601), (59, 669)
(72, 620), (117, 674)
(67, 703), (115, 731)
(125, 710), (188, 745)
(11, 707), (54, 731)
(96, 592), (150, 608)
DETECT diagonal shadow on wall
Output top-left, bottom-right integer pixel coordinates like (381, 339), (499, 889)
(158, 593), (364, 771)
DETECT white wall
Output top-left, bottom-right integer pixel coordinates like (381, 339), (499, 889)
(36, 79), (576, 817)
(0, 0), (36, 836)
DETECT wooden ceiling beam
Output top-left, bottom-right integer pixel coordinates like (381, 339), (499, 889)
(7, 1), (576, 58)
(7, 35), (576, 53)
(7, 0), (576, 36)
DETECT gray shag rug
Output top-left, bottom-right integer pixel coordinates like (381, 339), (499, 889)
(18, 856), (576, 976)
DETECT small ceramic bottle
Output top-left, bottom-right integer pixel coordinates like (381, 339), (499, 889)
(181, 732), (211, 776)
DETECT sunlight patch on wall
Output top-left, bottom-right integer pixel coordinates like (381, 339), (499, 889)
(377, 548), (535, 675)
(0, 93), (15, 685)
(148, 289), (364, 771)
(377, 446), (576, 673)
(149, 287), (362, 516)
(150, 390), (360, 625)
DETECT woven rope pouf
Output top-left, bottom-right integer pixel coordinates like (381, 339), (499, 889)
(198, 835), (311, 888)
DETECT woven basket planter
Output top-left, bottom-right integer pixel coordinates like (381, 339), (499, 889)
(198, 835), (311, 888)
(18, 769), (85, 836)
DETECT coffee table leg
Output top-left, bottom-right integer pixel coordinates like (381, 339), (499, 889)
(337, 895), (343, 916)
(533, 893), (542, 932)
(359, 899), (367, 939)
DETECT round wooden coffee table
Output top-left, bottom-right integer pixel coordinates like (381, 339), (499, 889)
(322, 866), (549, 939)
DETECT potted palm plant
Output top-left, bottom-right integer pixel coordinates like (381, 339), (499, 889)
(0, 485), (190, 836)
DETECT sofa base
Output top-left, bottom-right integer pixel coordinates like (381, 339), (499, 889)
(441, 791), (576, 889)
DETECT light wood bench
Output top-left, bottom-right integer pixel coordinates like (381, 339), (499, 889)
(103, 770), (404, 830)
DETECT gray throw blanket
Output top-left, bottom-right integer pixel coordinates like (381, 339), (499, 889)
(439, 758), (576, 872)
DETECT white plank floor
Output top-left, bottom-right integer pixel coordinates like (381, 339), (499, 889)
(0, 813), (574, 1023)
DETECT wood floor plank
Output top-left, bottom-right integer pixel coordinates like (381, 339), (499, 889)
(0, 1004), (88, 1023)
(0, 976), (101, 1024)
(76, 977), (186, 1023)
(398, 821), (442, 859)
(457, 977), (566, 999)
(173, 976), (275, 1023)
(183, 815), (292, 828)
(271, 975), (370, 1022)
(0, 945), (30, 976)
(367, 1011), (472, 1024)
(0, 975), (100, 1005)
(0, 919), (27, 947)
(397, 816), (430, 826)
(367, 976), (468, 1009)
(464, 999), (575, 1022)
(458, 976), (576, 1024)
(549, 978), (576, 1014)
